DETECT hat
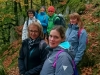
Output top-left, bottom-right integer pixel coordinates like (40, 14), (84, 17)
(48, 6), (55, 12)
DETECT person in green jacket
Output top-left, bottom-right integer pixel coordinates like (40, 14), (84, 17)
(47, 6), (57, 34)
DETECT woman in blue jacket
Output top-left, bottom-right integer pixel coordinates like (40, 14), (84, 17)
(65, 13), (87, 65)
(37, 6), (48, 39)
(18, 22), (48, 75)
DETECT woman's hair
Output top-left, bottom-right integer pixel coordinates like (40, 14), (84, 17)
(51, 25), (65, 40)
(40, 6), (46, 11)
(27, 9), (35, 17)
(69, 13), (84, 29)
(28, 22), (44, 38)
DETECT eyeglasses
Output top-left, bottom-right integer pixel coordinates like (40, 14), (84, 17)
(28, 12), (33, 14)
(29, 30), (39, 33)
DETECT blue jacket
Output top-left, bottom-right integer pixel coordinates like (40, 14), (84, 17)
(65, 24), (87, 64)
(40, 43), (74, 75)
(37, 12), (48, 34)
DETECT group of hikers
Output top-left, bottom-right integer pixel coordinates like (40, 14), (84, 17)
(18, 5), (88, 75)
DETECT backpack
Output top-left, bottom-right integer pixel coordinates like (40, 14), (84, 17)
(78, 29), (88, 44)
(53, 15), (66, 27)
(52, 50), (78, 75)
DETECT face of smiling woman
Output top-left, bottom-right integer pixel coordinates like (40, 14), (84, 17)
(28, 12), (34, 18)
(49, 30), (63, 48)
(28, 25), (39, 40)
(70, 18), (78, 25)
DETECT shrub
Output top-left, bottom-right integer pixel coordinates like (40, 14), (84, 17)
(77, 2), (86, 15)
(0, 60), (6, 75)
(92, 9), (100, 18)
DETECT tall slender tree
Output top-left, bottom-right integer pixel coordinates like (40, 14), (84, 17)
(24, 0), (29, 11)
(14, 1), (18, 25)
(18, 2), (22, 12)
(31, 0), (32, 8)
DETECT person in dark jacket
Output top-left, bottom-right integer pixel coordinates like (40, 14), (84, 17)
(18, 22), (48, 75)
(40, 26), (74, 75)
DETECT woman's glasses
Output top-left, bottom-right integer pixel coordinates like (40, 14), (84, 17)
(28, 12), (33, 14)
(29, 30), (39, 33)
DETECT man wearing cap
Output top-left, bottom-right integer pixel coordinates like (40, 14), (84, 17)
(47, 6), (57, 34)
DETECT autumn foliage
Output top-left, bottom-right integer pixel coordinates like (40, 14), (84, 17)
(0, 2), (100, 75)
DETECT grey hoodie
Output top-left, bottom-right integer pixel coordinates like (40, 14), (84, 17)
(40, 46), (74, 75)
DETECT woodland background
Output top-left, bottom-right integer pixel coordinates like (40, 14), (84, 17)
(0, 0), (100, 75)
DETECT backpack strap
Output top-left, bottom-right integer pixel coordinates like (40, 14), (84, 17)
(72, 60), (78, 75)
(39, 40), (46, 59)
(26, 18), (37, 27)
(78, 28), (83, 38)
(52, 50), (79, 75)
(39, 40), (45, 50)
(52, 50), (64, 68)
(52, 50), (75, 68)
(35, 19), (37, 22)
(78, 28), (88, 44)
(26, 19), (29, 26)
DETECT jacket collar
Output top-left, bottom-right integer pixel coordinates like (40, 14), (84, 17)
(40, 12), (46, 15)
(68, 23), (79, 30)
(49, 13), (56, 18)
(28, 37), (42, 50)
(28, 37), (42, 45)
(29, 16), (36, 20)
(46, 45), (63, 52)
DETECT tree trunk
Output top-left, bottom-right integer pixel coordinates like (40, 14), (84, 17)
(18, 2), (22, 12)
(14, 1), (18, 25)
(41, 0), (45, 6)
(31, 0), (32, 8)
(24, 0), (29, 12)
